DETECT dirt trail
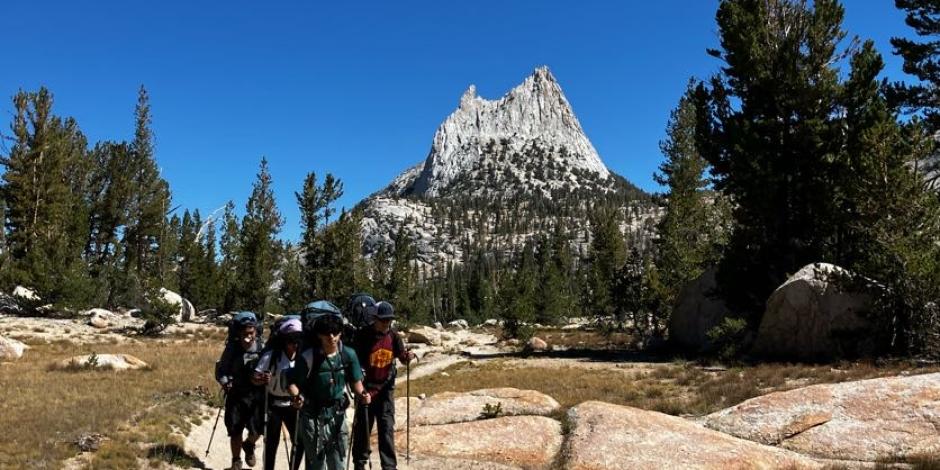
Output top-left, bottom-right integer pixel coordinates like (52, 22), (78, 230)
(181, 406), (512, 469)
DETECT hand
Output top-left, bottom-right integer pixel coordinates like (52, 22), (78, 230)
(290, 394), (304, 409)
(359, 390), (372, 405)
(262, 371), (272, 384)
(404, 350), (417, 364)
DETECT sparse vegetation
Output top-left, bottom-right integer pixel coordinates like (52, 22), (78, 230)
(0, 339), (219, 468)
(410, 358), (940, 417)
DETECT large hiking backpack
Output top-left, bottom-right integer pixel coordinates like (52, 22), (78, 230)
(301, 300), (343, 341)
(346, 293), (376, 328)
(226, 311), (264, 346)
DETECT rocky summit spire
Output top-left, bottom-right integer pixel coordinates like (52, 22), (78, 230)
(386, 66), (611, 198)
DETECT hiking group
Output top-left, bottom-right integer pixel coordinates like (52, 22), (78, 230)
(213, 293), (415, 470)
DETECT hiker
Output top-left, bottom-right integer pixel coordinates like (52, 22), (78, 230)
(288, 313), (370, 470)
(215, 311), (265, 470)
(351, 300), (415, 470)
(253, 316), (304, 470)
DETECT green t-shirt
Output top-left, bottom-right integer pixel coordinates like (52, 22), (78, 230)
(290, 345), (363, 411)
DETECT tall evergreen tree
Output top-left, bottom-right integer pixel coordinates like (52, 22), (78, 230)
(586, 209), (627, 320)
(236, 157), (284, 313)
(498, 242), (538, 338)
(296, 172), (343, 300)
(696, 0), (867, 317)
(86, 141), (134, 304)
(1, 88), (93, 304)
(315, 209), (367, 304)
(387, 224), (419, 316)
(279, 242), (306, 313)
(122, 85), (171, 299)
(219, 201), (241, 313)
(652, 82), (728, 326)
(891, 0), (940, 131)
(890, 0), (940, 187)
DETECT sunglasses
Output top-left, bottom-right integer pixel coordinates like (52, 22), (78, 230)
(317, 331), (341, 337)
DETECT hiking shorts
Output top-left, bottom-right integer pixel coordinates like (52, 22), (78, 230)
(225, 395), (263, 437)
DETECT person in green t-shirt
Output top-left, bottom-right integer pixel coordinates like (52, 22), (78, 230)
(288, 314), (370, 470)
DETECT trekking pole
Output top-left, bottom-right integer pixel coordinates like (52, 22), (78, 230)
(290, 408), (301, 469)
(363, 402), (373, 470)
(345, 404), (356, 470)
(205, 390), (226, 458)
(406, 356), (411, 464)
(262, 391), (269, 470)
(281, 421), (291, 467)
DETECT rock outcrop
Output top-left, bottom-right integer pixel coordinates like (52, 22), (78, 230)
(704, 372), (940, 462)
(0, 336), (28, 361)
(86, 309), (113, 329)
(668, 267), (732, 352)
(566, 401), (821, 469)
(159, 288), (196, 323)
(397, 388), (560, 428)
(52, 353), (149, 371)
(397, 415), (562, 470)
(752, 263), (878, 360)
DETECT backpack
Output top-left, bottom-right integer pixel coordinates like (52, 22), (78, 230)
(301, 300), (343, 343)
(226, 311), (264, 346)
(345, 293), (376, 329)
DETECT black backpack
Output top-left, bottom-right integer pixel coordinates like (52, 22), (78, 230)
(343, 293), (377, 343)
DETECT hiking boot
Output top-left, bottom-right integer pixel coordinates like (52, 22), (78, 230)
(230, 458), (243, 470)
(242, 442), (256, 467)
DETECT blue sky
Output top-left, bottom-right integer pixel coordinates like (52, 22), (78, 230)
(0, 1), (914, 241)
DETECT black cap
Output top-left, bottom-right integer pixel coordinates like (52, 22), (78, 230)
(375, 301), (395, 320)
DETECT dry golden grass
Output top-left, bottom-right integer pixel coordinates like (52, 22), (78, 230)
(532, 329), (633, 350)
(410, 357), (940, 416)
(0, 338), (221, 469)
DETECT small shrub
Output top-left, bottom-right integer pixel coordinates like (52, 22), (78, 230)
(480, 402), (503, 419)
(706, 317), (748, 361)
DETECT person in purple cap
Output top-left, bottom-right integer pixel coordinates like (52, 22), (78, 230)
(253, 317), (304, 470)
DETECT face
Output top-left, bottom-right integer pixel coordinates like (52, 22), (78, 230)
(284, 338), (299, 356)
(239, 326), (256, 350)
(318, 330), (341, 348)
(374, 318), (392, 333)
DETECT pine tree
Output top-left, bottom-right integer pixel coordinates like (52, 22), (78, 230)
(891, 0), (940, 131)
(177, 210), (199, 302)
(652, 82), (728, 327)
(315, 209), (367, 304)
(158, 213), (181, 291)
(586, 209), (627, 320)
(219, 201), (241, 313)
(841, 42), (940, 355)
(198, 216), (221, 310)
(122, 85), (171, 301)
(296, 172), (343, 300)
(1, 88), (93, 305)
(498, 242), (538, 339)
(695, 0), (864, 317)
(236, 157), (284, 313)
(890, 0), (940, 187)
(86, 141), (134, 304)
(279, 242), (306, 313)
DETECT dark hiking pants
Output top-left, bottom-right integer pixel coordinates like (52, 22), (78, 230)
(352, 386), (397, 470)
(264, 399), (304, 470)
